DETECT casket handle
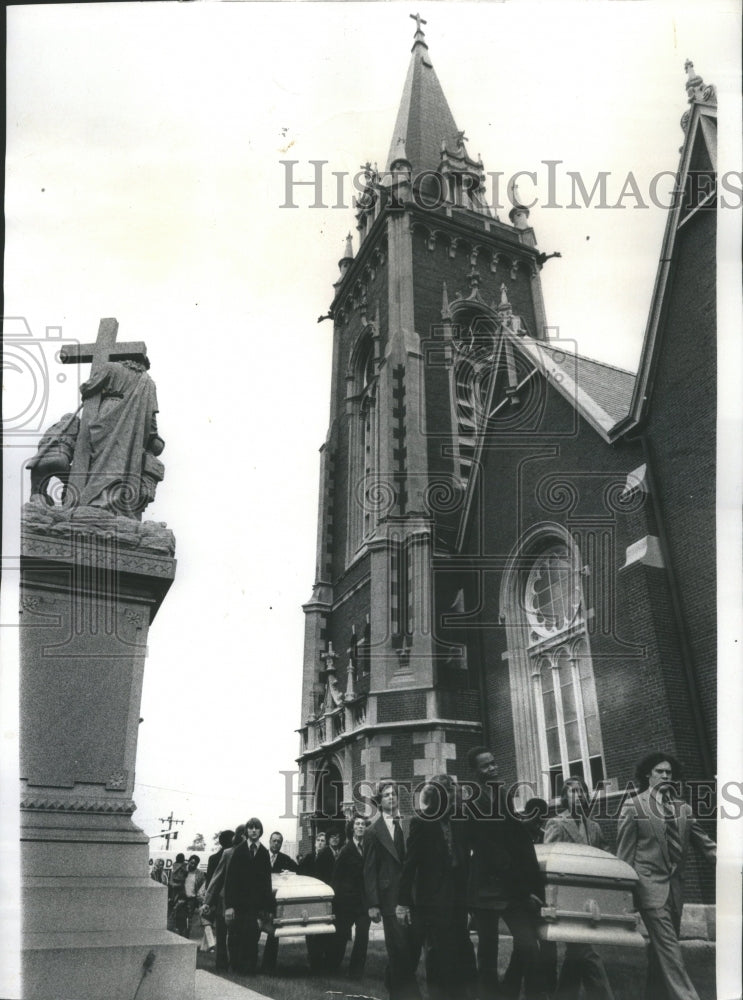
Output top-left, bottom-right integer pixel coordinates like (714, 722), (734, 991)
(585, 899), (601, 924)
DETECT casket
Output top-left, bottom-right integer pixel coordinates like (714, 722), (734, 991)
(535, 842), (644, 947)
(263, 873), (335, 939)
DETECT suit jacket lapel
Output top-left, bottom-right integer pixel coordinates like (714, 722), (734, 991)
(375, 815), (400, 864)
(644, 790), (671, 868)
(676, 801), (688, 850)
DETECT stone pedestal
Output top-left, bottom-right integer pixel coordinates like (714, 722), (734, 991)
(20, 503), (195, 1000)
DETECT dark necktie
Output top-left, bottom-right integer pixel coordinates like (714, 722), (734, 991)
(251, 843), (257, 858)
(441, 820), (457, 867)
(392, 817), (405, 861)
(662, 795), (682, 865)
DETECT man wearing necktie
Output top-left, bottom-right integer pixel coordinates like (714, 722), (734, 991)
(223, 817), (273, 975)
(543, 777), (614, 1000)
(330, 816), (372, 976)
(364, 781), (422, 1000)
(260, 831), (298, 974)
(617, 752), (716, 1000)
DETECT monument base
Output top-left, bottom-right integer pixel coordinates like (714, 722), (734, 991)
(22, 828), (197, 1000)
(20, 507), (195, 999)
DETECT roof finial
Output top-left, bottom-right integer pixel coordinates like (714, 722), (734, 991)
(441, 281), (451, 319)
(683, 58), (716, 106)
(337, 232), (354, 281)
(507, 177), (531, 229)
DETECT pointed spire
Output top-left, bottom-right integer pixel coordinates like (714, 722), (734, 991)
(337, 232), (354, 281)
(441, 281), (450, 320)
(385, 18), (461, 175)
(389, 136), (411, 172)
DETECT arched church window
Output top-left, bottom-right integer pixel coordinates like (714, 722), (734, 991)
(502, 534), (606, 802)
(347, 335), (379, 560)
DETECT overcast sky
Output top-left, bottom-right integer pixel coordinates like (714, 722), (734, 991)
(2, 0), (740, 870)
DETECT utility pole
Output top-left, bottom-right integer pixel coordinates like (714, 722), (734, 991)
(157, 811), (184, 850)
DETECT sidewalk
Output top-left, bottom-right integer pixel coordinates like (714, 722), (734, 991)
(195, 969), (270, 1000)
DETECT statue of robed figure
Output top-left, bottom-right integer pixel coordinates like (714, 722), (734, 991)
(27, 318), (164, 519)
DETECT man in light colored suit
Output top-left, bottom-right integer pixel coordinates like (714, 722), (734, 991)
(543, 777), (614, 1000)
(617, 752), (716, 1000)
(364, 780), (421, 1000)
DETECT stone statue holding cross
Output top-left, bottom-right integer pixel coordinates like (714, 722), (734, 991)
(27, 318), (165, 519)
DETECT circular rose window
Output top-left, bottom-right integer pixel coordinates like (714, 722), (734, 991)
(524, 545), (581, 638)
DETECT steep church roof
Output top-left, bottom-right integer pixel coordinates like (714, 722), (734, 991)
(610, 60), (717, 442)
(540, 345), (636, 425)
(385, 17), (461, 174)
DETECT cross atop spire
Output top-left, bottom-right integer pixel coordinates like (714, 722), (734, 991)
(410, 11), (427, 45)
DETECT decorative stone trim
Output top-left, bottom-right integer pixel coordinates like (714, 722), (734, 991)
(21, 795), (136, 813)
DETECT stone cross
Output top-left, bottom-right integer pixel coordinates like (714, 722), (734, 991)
(410, 12), (427, 32)
(59, 318), (148, 479)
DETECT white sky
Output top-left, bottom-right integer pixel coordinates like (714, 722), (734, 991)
(2, 0), (741, 935)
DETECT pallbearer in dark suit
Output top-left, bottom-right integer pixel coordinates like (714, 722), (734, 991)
(466, 747), (548, 1000)
(397, 775), (474, 1000)
(617, 753), (716, 1000)
(297, 831), (326, 876)
(363, 780), (422, 1000)
(261, 831), (299, 974)
(201, 825), (245, 974)
(330, 816), (371, 976)
(206, 829), (235, 887)
(543, 778), (615, 1000)
(223, 817), (273, 975)
(315, 829), (342, 885)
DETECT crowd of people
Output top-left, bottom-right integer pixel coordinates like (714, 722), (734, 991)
(170, 746), (714, 1000)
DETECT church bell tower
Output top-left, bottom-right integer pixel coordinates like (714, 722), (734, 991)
(296, 17), (551, 843)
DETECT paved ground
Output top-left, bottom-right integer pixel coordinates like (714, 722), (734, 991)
(189, 921), (715, 1000)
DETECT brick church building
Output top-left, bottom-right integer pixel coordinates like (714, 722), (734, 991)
(295, 22), (716, 902)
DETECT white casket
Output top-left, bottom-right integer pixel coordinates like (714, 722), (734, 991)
(535, 843), (644, 947)
(263, 873), (335, 939)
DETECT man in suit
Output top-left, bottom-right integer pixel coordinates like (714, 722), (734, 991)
(397, 775), (473, 1000)
(466, 747), (548, 1000)
(330, 816), (371, 977)
(297, 831), (326, 876)
(202, 825), (245, 973)
(315, 829), (342, 885)
(617, 752), (716, 1000)
(364, 780), (422, 1000)
(502, 798), (557, 998)
(223, 817), (273, 975)
(266, 830), (299, 874)
(260, 831), (299, 974)
(206, 830), (235, 887)
(543, 777), (614, 1000)
(304, 829), (341, 973)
